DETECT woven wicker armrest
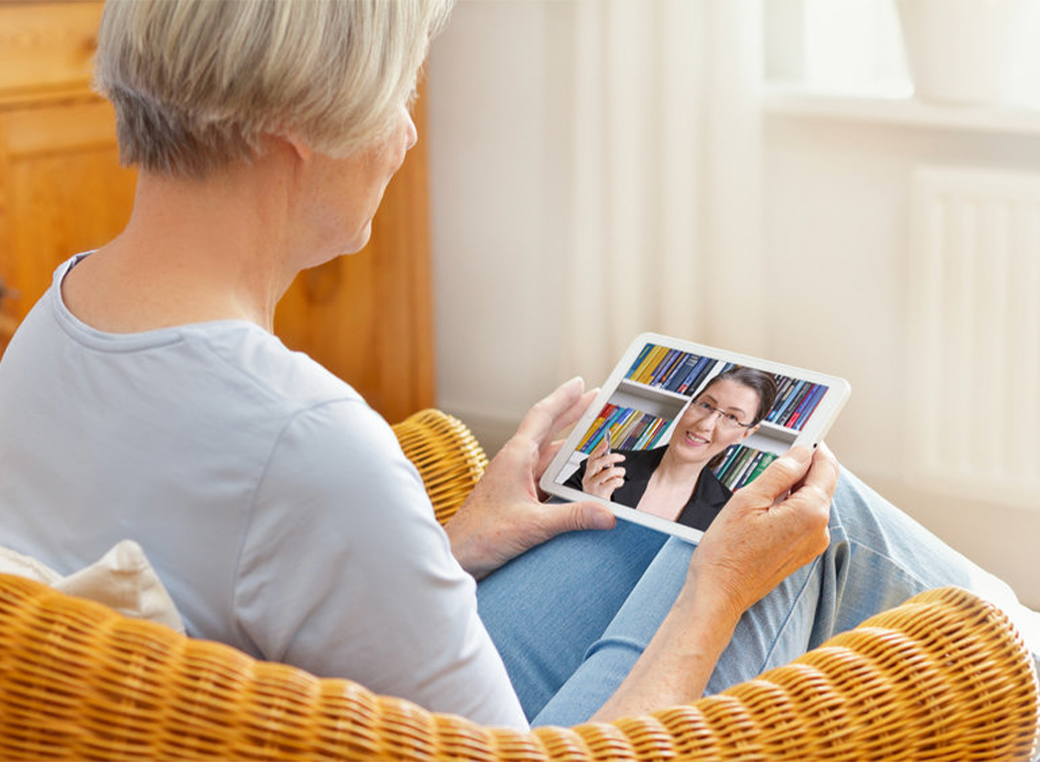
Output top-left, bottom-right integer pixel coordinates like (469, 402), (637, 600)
(393, 408), (489, 525)
(0, 575), (1035, 761)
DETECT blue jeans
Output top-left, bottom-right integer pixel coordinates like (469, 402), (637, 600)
(477, 468), (1040, 727)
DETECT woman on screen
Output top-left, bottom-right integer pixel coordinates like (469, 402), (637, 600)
(567, 367), (777, 531)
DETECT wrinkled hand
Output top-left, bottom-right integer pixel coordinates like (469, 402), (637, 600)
(445, 377), (616, 580)
(685, 444), (839, 625)
(580, 438), (626, 500)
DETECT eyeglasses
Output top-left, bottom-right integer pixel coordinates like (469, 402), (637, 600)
(687, 400), (753, 430)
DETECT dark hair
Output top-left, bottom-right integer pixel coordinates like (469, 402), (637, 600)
(698, 366), (777, 426)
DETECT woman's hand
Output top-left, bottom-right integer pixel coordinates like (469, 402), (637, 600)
(591, 443), (838, 723)
(687, 444), (838, 623)
(444, 378), (616, 580)
(580, 438), (626, 499)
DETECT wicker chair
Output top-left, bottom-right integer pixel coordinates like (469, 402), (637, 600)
(0, 410), (1036, 761)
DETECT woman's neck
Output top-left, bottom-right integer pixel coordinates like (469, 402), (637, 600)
(635, 448), (708, 522)
(654, 446), (709, 488)
(61, 150), (306, 334)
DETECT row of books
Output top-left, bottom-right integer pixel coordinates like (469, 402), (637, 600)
(764, 376), (829, 432)
(624, 342), (830, 433)
(577, 403), (672, 455)
(624, 343), (720, 397)
(714, 444), (778, 490)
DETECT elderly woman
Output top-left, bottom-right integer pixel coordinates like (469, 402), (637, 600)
(0, 0), (837, 729)
(0, 0), (1035, 734)
(569, 367), (778, 531)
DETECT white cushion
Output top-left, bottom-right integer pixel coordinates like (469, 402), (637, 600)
(0, 540), (185, 633)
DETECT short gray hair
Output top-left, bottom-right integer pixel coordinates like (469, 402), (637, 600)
(94, 0), (452, 178)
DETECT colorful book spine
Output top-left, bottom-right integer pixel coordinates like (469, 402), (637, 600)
(578, 404), (674, 454)
(648, 349), (682, 387)
(577, 403), (618, 452)
(676, 356), (709, 394)
(683, 357), (719, 397)
(618, 414), (652, 450)
(624, 343), (722, 398)
(626, 346), (654, 383)
(646, 419), (672, 449)
(785, 383), (827, 431)
(733, 448), (759, 485)
(770, 379), (805, 424)
(662, 354), (700, 392)
(768, 376), (796, 420)
(746, 452), (776, 483)
(714, 445), (778, 490)
(609, 408), (643, 448)
(624, 343), (655, 380)
(715, 443), (744, 476)
(634, 417), (667, 450)
(717, 446), (753, 489)
(632, 346), (669, 384)
(779, 383), (816, 427)
(763, 373), (830, 431)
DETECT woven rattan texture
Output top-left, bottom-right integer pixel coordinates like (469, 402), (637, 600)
(0, 576), (1036, 761)
(392, 408), (488, 525)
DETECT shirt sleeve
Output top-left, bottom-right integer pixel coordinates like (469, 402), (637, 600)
(233, 399), (528, 730)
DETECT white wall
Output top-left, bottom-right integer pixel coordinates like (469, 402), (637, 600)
(763, 113), (1040, 607)
(426, 1), (1040, 607)
(427, 1), (570, 450)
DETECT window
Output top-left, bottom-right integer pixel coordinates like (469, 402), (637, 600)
(764, 0), (910, 96)
(765, 0), (1040, 114)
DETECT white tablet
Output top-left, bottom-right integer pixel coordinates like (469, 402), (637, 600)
(539, 333), (851, 544)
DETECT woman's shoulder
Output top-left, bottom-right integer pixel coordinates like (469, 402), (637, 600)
(168, 324), (393, 468)
(193, 322), (365, 409)
(698, 467), (733, 502)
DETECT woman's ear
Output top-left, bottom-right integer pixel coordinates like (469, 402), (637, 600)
(741, 424), (759, 441)
(280, 132), (313, 163)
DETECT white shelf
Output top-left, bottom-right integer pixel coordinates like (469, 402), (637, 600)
(763, 85), (1040, 137)
(757, 420), (799, 445)
(618, 378), (692, 402)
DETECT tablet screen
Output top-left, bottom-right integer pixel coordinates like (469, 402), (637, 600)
(539, 333), (851, 544)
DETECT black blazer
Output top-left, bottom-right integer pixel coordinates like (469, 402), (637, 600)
(564, 446), (731, 532)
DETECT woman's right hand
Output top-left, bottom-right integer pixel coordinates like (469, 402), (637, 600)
(580, 438), (626, 499)
(686, 444), (837, 622)
(590, 443), (837, 723)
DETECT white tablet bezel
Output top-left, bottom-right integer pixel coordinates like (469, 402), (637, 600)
(539, 332), (851, 544)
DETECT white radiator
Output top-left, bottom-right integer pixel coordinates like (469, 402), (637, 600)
(907, 166), (1040, 502)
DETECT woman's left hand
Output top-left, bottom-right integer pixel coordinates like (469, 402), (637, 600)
(444, 377), (616, 580)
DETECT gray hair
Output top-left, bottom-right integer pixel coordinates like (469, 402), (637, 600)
(94, 0), (452, 178)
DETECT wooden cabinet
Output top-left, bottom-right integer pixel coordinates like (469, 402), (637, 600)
(0, 2), (135, 353)
(0, 1), (434, 423)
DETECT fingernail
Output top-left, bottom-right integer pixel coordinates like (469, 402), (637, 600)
(591, 510), (615, 530)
